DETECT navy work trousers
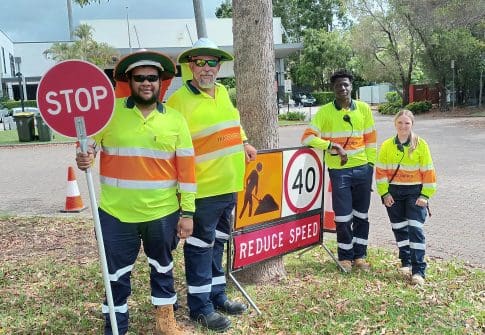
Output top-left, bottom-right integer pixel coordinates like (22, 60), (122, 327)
(386, 184), (427, 277)
(328, 164), (373, 261)
(184, 193), (235, 317)
(99, 208), (179, 335)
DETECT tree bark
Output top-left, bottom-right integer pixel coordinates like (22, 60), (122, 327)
(232, 0), (286, 283)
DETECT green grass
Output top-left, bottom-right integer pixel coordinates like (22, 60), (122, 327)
(1, 216), (483, 334)
(0, 129), (75, 146)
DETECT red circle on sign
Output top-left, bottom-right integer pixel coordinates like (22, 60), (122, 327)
(284, 148), (323, 213)
(36, 60), (115, 138)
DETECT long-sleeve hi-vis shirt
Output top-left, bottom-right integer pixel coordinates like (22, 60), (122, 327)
(92, 97), (196, 223)
(375, 136), (436, 199)
(301, 100), (377, 169)
(167, 81), (247, 198)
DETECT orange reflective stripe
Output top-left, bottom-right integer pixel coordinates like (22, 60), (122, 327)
(388, 170), (421, 184)
(364, 129), (377, 144)
(100, 153), (176, 181)
(421, 170), (436, 184)
(301, 128), (318, 142)
(176, 155), (196, 183)
(193, 126), (242, 156)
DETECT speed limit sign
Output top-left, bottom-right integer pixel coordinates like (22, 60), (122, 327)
(282, 148), (323, 216)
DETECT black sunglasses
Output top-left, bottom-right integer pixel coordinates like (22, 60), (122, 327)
(132, 74), (160, 82)
(191, 59), (219, 67)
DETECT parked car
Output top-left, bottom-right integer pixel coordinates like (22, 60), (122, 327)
(301, 94), (316, 107)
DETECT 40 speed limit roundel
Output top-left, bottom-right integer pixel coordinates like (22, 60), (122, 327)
(282, 148), (323, 215)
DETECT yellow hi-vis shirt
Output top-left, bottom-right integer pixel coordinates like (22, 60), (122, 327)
(167, 81), (246, 198)
(376, 136), (437, 199)
(301, 100), (377, 169)
(93, 97), (196, 223)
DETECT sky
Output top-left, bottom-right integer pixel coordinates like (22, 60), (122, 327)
(0, 0), (226, 42)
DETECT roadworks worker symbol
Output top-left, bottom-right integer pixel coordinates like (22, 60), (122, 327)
(235, 152), (282, 229)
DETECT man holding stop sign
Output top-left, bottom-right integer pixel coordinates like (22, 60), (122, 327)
(76, 50), (196, 335)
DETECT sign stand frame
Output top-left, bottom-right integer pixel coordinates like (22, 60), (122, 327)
(226, 230), (262, 315)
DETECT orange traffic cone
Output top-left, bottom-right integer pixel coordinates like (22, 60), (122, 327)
(60, 166), (87, 213)
(323, 171), (336, 232)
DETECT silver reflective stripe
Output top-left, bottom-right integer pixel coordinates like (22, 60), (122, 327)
(212, 276), (226, 286)
(344, 148), (365, 156)
(147, 258), (173, 274)
(423, 182), (436, 189)
(215, 230), (229, 241)
(103, 146), (174, 160)
(100, 176), (177, 189)
(410, 242), (426, 250)
(176, 147), (195, 157)
(196, 144), (243, 164)
(191, 120), (241, 139)
(397, 239), (409, 247)
(186, 236), (214, 248)
(188, 284), (211, 294)
(338, 242), (353, 250)
(335, 213), (353, 223)
(179, 182), (197, 193)
(102, 303), (128, 314)
(421, 164), (434, 171)
(409, 220), (424, 229)
(353, 237), (368, 246)
(322, 129), (364, 138)
(152, 295), (177, 306)
(392, 221), (408, 230)
(109, 264), (133, 281)
(352, 209), (368, 220)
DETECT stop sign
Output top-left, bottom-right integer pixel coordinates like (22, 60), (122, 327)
(37, 60), (115, 138)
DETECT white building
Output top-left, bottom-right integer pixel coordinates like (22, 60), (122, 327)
(0, 18), (301, 101)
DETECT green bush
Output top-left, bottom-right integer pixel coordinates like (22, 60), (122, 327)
(312, 92), (334, 106)
(405, 100), (432, 114)
(3, 100), (37, 110)
(378, 92), (402, 115)
(278, 110), (306, 121)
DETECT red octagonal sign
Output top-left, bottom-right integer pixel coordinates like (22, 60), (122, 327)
(37, 60), (115, 138)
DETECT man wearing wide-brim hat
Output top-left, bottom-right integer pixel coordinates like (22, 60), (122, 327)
(76, 49), (196, 335)
(167, 38), (257, 332)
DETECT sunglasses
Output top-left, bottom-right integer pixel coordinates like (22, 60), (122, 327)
(132, 74), (159, 82)
(191, 59), (219, 67)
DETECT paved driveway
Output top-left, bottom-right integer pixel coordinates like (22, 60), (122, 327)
(1, 112), (484, 266)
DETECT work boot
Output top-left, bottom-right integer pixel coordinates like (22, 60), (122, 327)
(191, 311), (231, 332)
(155, 305), (185, 335)
(398, 266), (412, 277)
(353, 258), (370, 271)
(411, 274), (425, 285)
(338, 260), (352, 272)
(216, 299), (248, 315)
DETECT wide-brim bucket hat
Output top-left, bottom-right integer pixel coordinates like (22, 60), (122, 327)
(114, 49), (177, 82)
(177, 38), (234, 63)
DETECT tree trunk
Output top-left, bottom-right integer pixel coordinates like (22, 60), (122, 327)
(232, 0), (286, 283)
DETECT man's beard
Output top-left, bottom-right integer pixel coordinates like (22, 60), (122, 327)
(196, 76), (216, 89)
(131, 90), (159, 106)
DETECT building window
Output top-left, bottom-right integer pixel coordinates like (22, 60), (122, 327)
(9, 53), (15, 77)
(1, 47), (5, 74)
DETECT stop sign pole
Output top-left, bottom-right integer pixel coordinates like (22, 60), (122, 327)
(75, 117), (118, 335)
(37, 60), (118, 335)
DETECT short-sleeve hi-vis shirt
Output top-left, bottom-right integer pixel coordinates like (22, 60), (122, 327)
(93, 98), (196, 223)
(167, 82), (246, 199)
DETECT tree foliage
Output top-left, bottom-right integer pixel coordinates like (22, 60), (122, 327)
(394, 0), (485, 107)
(295, 29), (352, 91)
(43, 24), (119, 67)
(347, 0), (419, 104)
